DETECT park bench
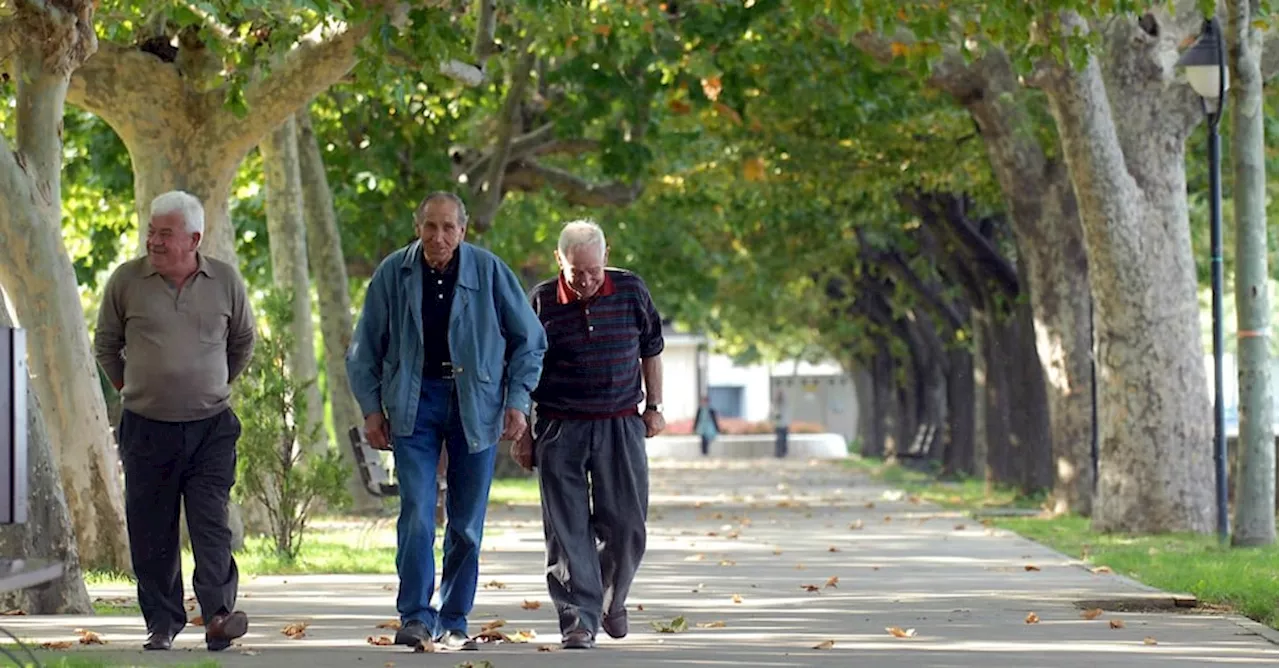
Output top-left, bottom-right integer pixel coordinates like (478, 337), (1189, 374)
(348, 426), (446, 525)
(897, 423), (938, 459)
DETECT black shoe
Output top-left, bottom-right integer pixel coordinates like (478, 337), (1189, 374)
(143, 630), (174, 651)
(205, 611), (249, 652)
(562, 629), (595, 650)
(602, 610), (628, 639)
(437, 629), (477, 651)
(394, 620), (431, 647)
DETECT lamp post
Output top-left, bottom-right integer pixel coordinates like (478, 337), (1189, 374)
(1177, 17), (1230, 542)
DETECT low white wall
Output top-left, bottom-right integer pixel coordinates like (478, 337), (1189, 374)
(646, 433), (848, 460)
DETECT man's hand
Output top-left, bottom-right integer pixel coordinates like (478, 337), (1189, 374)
(364, 412), (393, 451)
(641, 409), (666, 438)
(511, 430), (535, 471)
(501, 408), (528, 442)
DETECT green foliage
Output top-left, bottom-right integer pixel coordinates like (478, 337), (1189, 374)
(233, 289), (349, 562)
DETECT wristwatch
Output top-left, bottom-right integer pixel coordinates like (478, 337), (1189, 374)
(646, 403), (664, 414)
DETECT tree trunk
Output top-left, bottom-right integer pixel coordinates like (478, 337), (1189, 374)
(127, 142), (240, 261)
(970, 309), (990, 483)
(1037, 15), (1214, 533)
(863, 349), (892, 458)
(261, 116), (326, 453)
(931, 48), (1096, 514)
(294, 108), (380, 513)
(981, 311), (1016, 487)
(0, 298), (92, 614)
(1226, 0), (1277, 546)
(0, 4), (132, 571)
(852, 364), (876, 456)
(944, 346), (975, 478)
(1005, 299), (1055, 494)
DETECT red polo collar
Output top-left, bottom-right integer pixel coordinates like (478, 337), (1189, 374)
(557, 271), (616, 304)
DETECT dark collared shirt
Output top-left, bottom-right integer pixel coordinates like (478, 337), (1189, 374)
(422, 250), (459, 377)
(529, 268), (664, 419)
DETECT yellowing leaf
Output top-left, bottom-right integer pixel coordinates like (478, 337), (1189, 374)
(731, 594), (744, 604)
(890, 42), (909, 57)
(742, 157), (766, 182)
(281, 621), (309, 639)
(1025, 612), (1040, 624)
(813, 639), (836, 650)
(886, 626), (917, 638)
(701, 75), (723, 102)
(1081, 608), (1104, 620)
(825, 576), (839, 588)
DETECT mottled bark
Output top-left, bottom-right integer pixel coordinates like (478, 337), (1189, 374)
(1035, 13), (1214, 533)
(0, 0), (131, 571)
(0, 298), (92, 614)
(261, 116), (325, 453)
(295, 109), (380, 512)
(1226, 0), (1277, 545)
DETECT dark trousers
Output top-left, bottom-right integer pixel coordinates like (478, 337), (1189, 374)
(536, 415), (649, 636)
(392, 379), (496, 635)
(118, 409), (240, 636)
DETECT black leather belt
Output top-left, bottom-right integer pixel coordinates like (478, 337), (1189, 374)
(423, 362), (455, 379)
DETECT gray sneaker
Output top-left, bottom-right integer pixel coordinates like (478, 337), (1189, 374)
(437, 629), (477, 651)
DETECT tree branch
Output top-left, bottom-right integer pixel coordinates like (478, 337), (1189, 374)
(461, 121), (555, 184)
(470, 41), (537, 231)
(501, 159), (644, 207)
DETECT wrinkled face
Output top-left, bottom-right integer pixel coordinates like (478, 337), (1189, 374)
(146, 212), (200, 272)
(557, 243), (608, 299)
(416, 199), (466, 267)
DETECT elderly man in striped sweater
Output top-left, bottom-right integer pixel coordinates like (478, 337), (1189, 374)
(512, 219), (666, 650)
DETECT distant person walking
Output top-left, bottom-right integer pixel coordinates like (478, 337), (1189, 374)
(773, 389), (790, 458)
(693, 396), (721, 456)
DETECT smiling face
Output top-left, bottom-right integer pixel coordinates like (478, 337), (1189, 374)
(556, 242), (608, 299)
(146, 211), (200, 273)
(416, 198), (466, 268)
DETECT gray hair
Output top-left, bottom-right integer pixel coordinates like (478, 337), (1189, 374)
(558, 219), (606, 259)
(150, 190), (205, 236)
(415, 191), (468, 226)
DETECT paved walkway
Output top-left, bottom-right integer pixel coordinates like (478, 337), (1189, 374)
(9, 459), (1278, 667)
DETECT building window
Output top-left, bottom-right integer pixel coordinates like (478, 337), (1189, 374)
(707, 386), (744, 418)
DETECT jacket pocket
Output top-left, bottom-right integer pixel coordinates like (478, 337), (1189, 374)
(199, 312), (228, 344)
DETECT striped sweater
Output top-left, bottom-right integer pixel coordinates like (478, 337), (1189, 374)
(529, 269), (664, 419)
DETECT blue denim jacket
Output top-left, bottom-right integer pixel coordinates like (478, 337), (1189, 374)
(346, 241), (547, 453)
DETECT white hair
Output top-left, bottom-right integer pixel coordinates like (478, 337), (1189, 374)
(558, 220), (606, 259)
(150, 190), (205, 236)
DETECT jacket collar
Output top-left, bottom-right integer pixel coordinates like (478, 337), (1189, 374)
(401, 240), (478, 289)
(142, 252), (214, 279)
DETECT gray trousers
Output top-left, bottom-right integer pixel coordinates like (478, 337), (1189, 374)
(535, 414), (649, 636)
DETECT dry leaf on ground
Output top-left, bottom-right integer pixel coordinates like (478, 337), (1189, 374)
(1, 609), (25, 616)
(189, 615), (205, 626)
(685, 553), (706, 561)
(376, 619), (401, 630)
(883, 515), (893, 522)
(507, 630), (537, 643)
(907, 495), (922, 504)
(281, 621), (309, 639)
(1025, 612), (1040, 624)
(1143, 636), (1158, 645)
(650, 616), (689, 634)
(538, 645), (560, 652)
(480, 620), (506, 633)
(800, 584), (820, 592)
(954, 524), (967, 530)
(1024, 565), (1041, 572)
(76, 629), (106, 645)
(1081, 608), (1104, 620)
(886, 626), (917, 638)
(828, 546), (840, 553)
(794, 563), (806, 570)
(825, 576), (839, 588)
(720, 559), (736, 566)
(864, 502), (876, 509)
(1109, 619), (1125, 629)
(813, 639), (836, 650)
(636, 604), (645, 611)
(381, 584), (396, 591)
(697, 621), (727, 629)
(40, 641), (73, 650)
(731, 594), (744, 604)
(521, 600), (542, 610)
(849, 520), (864, 530)
(1091, 566), (1114, 574)
(367, 635), (396, 646)
(484, 580), (507, 590)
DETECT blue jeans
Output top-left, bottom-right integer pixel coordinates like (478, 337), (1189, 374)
(393, 379), (497, 635)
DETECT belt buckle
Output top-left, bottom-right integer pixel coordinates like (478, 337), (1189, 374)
(441, 362), (455, 379)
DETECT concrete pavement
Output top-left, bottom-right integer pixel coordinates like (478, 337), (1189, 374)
(8, 458), (1277, 667)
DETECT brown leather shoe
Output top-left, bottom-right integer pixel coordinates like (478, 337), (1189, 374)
(562, 628), (595, 650)
(205, 610), (249, 651)
(602, 611), (628, 639)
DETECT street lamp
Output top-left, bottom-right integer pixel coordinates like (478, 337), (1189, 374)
(1177, 17), (1230, 542)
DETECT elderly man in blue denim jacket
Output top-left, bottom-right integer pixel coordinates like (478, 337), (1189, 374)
(347, 191), (546, 651)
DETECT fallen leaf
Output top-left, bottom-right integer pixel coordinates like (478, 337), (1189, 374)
(484, 580), (507, 590)
(189, 615), (205, 626)
(1, 609), (26, 616)
(1109, 619), (1125, 629)
(636, 604), (644, 611)
(907, 495), (922, 504)
(719, 559), (736, 566)
(864, 502), (876, 509)
(828, 546), (840, 553)
(76, 629), (106, 645)
(1025, 565), (1041, 572)
(650, 616), (689, 634)
(696, 621), (727, 629)
(480, 620), (506, 633)
(507, 630), (537, 643)
(794, 563), (806, 570)
(1081, 608), (1104, 620)
(367, 635), (396, 646)
(883, 516), (893, 523)
(731, 594), (743, 604)
(376, 619), (401, 630)
(413, 640), (435, 653)
(849, 520), (864, 530)
(801, 584), (820, 592)
(40, 641), (73, 650)
(1091, 566), (1114, 574)
(382, 584), (396, 591)
(685, 553), (706, 561)
(1143, 636), (1158, 645)
(886, 626), (917, 638)
(521, 600), (542, 610)
(538, 645), (560, 652)
(825, 576), (839, 588)
(281, 621), (309, 639)
(1025, 612), (1040, 624)
(813, 639), (836, 650)
(954, 524), (967, 530)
